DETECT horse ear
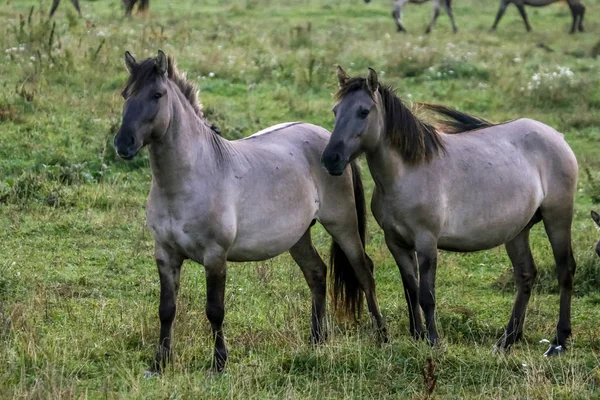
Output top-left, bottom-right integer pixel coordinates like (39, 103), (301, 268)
(124, 51), (137, 74)
(156, 50), (168, 76)
(336, 65), (349, 87)
(592, 210), (600, 227)
(367, 68), (379, 93)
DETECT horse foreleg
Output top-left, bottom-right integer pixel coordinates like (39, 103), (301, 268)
(490, 0), (509, 30)
(150, 245), (184, 374)
(416, 235), (439, 345)
(123, 0), (136, 17)
(205, 253), (228, 371)
(290, 229), (328, 343)
(386, 236), (424, 340)
(425, 5), (440, 34)
(495, 228), (537, 351)
(70, 0), (81, 16)
(50, 0), (61, 17)
(393, 0), (407, 32)
(516, 4), (532, 32)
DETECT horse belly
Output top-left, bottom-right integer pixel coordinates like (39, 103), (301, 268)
(437, 183), (543, 252)
(227, 215), (314, 262)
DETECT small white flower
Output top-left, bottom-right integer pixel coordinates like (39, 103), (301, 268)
(30, 56), (35, 61)
(208, 72), (215, 78)
(513, 57), (521, 63)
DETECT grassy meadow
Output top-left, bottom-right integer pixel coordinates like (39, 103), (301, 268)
(2, 0), (600, 398)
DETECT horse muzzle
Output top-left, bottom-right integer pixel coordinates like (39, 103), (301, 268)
(321, 151), (348, 176)
(113, 131), (140, 160)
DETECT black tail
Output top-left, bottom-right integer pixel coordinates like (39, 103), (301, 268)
(330, 161), (369, 320)
(419, 103), (494, 134)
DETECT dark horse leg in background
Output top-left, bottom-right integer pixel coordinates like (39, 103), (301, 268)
(50, 0), (81, 17)
(490, 0), (510, 30)
(567, 0), (585, 33)
(124, 0), (150, 17)
(515, 3), (532, 32)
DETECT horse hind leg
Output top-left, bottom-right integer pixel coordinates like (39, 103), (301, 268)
(540, 207), (576, 356)
(320, 219), (388, 343)
(578, 4), (585, 32)
(495, 219), (539, 352)
(568, 1), (585, 32)
(515, 4), (532, 32)
(289, 229), (328, 343)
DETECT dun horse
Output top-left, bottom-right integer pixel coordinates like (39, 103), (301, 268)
(322, 67), (578, 356)
(113, 51), (387, 372)
(365, 0), (458, 34)
(491, 0), (585, 33)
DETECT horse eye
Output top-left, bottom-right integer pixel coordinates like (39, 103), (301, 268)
(359, 108), (370, 119)
(154, 92), (162, 99)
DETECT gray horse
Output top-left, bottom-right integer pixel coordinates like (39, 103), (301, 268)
(365, 0), (458, 34)
(322, 67), (578, 356)
(491, 0), (585, 33)
(113, 51), (387, 372)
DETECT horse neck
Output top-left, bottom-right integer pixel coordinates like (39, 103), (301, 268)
(148, 92), (230, 195)
(365, 132), (407, 190)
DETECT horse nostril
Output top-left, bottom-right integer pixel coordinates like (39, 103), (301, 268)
(332, 153), (341, 163)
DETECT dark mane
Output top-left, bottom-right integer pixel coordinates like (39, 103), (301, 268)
(335, 77), (445, 165)
(418, 103), (494, 134)
(122, 56), (204, 120)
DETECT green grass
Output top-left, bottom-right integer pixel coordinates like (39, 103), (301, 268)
(2, 0), (600, 398)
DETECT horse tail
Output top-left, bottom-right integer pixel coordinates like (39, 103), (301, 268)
(418, 102), (494, 134)
(330, 161), (368, 320)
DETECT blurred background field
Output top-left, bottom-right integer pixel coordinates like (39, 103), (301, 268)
(1, 0), (600, 398)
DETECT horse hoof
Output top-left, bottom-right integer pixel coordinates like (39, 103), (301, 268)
(543, 344), (564, 357)
(213, 348), (228, 372)
(144, 370), (160, 379)
(492, 344), (511, 355)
